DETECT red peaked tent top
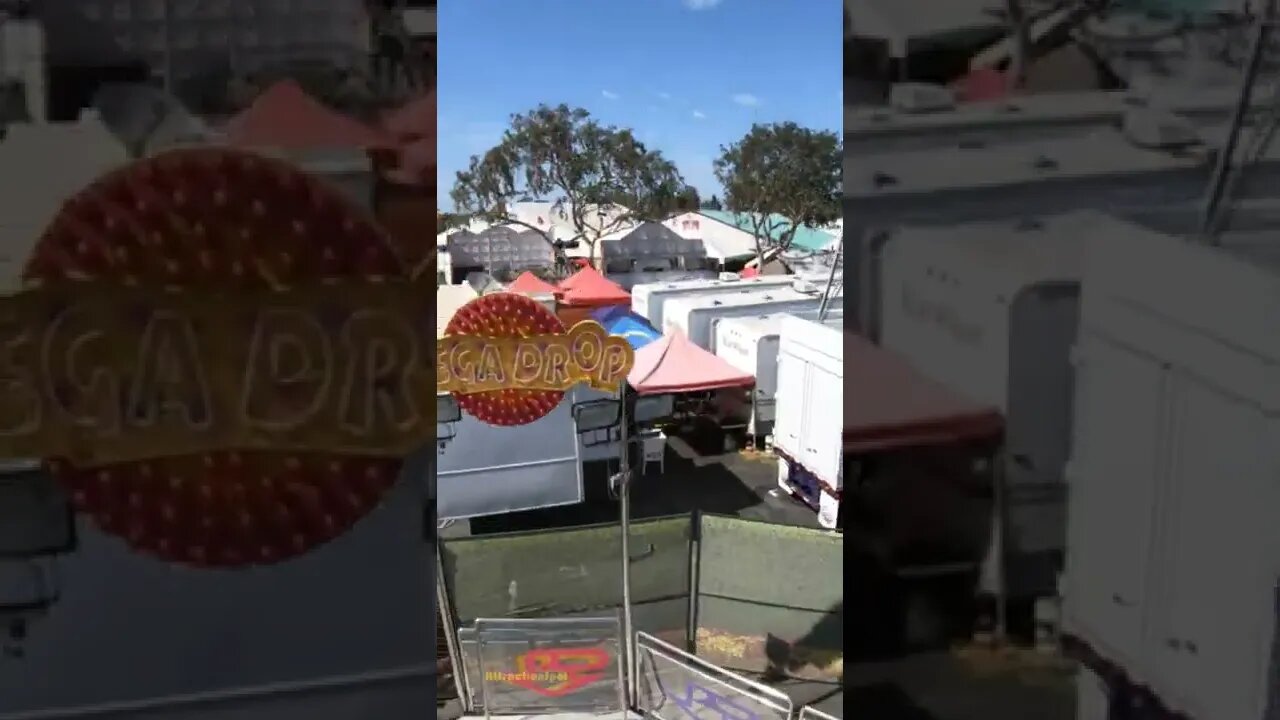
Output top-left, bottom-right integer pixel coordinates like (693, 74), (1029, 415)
(226, 80), (390, 150)
(845, 332), (1003, 453)
(558, 266), (631, 306)
(383, 91), (436, 141)
(507, 271), (561, 295)
(628, 330), (755, 395)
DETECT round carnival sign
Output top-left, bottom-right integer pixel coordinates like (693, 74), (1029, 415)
(438, 293), (635, 427)
(10, 147), (417, 569)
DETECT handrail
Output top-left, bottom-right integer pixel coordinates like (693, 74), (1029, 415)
(798, 705), (841, 720)
(634, 631), (793, 714)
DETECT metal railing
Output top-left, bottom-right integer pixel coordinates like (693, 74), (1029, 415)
(798, 706), (841, 720)
(633, 632), (793, 720)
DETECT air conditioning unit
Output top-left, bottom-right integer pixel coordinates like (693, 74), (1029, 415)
(1121, 108), (1200, 149)
(889, 83), (955, 114)
(792, 277), (820, 294)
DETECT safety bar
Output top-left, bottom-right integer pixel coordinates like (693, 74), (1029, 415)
(798, 705), (840, 720)
(634, 631), (793, 716)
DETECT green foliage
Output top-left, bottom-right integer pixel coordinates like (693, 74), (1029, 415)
(700, 194), (724, 211)
(713, 122), (841, 258)
(450, 104), (689, 251)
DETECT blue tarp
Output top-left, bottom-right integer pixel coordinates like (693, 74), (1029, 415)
(592, 306), (662, 349)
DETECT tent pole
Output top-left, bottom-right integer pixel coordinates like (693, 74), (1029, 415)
(618, 381), (637, 707)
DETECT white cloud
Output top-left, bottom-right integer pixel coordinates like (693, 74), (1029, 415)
(692, 110), (707, 120)
(601, 90), (620, 100)
(683, 0), (723, 9)
(657, 91), (672, 100)
(732, 93), (760, 107)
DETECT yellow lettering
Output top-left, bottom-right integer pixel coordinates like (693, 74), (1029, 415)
(240, 308), (332, 432)
(338, 310), (418, 436)
(40, 303), (121, 435)
(127, 311), (212, 429)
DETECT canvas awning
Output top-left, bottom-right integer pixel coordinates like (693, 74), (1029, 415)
(558, 266), (631, 307)
(845, 332), (1002, 452)
(628, 331), (755, 395)
(506, 271), (560, 295)
(225, 80), (389, 150)
(592, 306), (661, 350)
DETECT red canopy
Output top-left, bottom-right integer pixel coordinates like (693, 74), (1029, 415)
(383, 91), (436, 141)
(952, 67), (1010, 103)
(628, 331), (755, 395)
(226, 80), (389, 150)
(558, 266), (631, 307)
(845, 332), (1003, 453)
(507, 271), (560, 295)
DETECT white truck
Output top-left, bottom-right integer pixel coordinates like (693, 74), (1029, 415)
(714, 312), (844, 441)
(772, 316), (844, 529)
(663, 279), (843, 350)
(1065, 222), (1280, 720)
(877, 211), (1090, 601)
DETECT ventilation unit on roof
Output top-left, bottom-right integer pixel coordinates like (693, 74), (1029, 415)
(1121, 107), (1199, 149)
(888, 83), (955, 114)
(718, 272), (740, 281)
(792, 277), (819, 294)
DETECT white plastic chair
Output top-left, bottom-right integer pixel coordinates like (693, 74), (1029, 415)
(641, 430), (667, 475)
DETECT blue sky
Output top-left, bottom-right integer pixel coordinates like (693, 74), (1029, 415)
(437, 0), (842, 210)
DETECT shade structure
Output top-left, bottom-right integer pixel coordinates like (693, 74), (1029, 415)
(592, 306), (661, 350)
(225, 80), (389, 150)
(507, 270), (561, 295)
(628, 330), (755, 395)
(382, 90), (436, 141)
(559, 265), (631, 307)
(845, 331), (1003, 453)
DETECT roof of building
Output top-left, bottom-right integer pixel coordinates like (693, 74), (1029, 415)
(698, 210), (835, 253)
(0, 114), (130, 291)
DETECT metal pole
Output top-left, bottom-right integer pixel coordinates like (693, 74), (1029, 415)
(161, 0), (173, 95)
(436, 540), (471, 711)
(1201, 4), (1273, 241)
(617, 381), (636, 707)
(818, 234), (844, 322)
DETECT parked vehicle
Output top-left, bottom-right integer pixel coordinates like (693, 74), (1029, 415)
(877, 212), (1091, 601)
(1065, 222), (1280, 720)
(773, 316), (844, 528)
(714, 311), (844, 441)
(663, 278), (843, 350)
(630, 274), (800, 329)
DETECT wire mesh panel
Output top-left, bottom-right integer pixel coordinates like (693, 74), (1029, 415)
(634, 631), (792, 720)
(440, 516), (693, 645)
(473, 616), (626, 716)
(694, 515), (843, 681)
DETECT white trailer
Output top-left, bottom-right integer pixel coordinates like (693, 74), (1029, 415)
(631, 271), (841, 329)
(844, 118), (1280, 333)
(630, 275), (797, 329)
(1064, 223), (1280, 720)
(714, 312), (845, 440)
(878, 211), (1092, 599)
(663, 282), (844, 351)
(773, 316), (844, 528)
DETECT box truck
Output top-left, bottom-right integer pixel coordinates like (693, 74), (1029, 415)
(772, 316), (844, 528)
(1064, 222), (1280, 720)
(877, 211), (1090, 600)
(714, 312), (844, 440)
